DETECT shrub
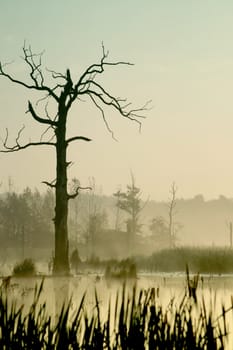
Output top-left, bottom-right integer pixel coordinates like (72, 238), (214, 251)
(105, 258), (137, 279)
(13, 258), (36, 276)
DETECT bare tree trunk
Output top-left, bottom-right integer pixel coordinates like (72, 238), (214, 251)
(53, 113), (69, 274)
(230, 222), (232, 248)
(168, 182), (177, 248)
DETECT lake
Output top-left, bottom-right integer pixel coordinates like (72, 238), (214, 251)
(3, 272), (233, 349)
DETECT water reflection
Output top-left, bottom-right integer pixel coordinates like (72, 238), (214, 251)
(5, 273), (233, 349)
(52, 277), (70, 318)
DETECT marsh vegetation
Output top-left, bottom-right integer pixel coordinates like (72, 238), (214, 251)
(0, 270), (232, 349)
(136, 247), (233, 274)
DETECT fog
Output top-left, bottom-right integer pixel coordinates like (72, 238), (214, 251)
(1, 2), (233, 348)
(0, 187), (232, 270)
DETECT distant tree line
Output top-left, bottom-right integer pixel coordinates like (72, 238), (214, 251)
(0, 187), (54, 252)
(0, 178), (180, 261)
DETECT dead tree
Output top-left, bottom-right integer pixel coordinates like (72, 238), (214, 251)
(113, 173), (143, 255)
(167, 182), (177, 248)
(0, 43), (149, 274)
(226, 221), (233, 248)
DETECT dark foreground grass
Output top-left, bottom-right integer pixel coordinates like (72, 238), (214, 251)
(136, 247), (233, 274)
(0, 277), (231, 349)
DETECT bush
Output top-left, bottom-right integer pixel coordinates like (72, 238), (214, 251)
(13, 258), (36, 276)
(105, 258), (137, 279)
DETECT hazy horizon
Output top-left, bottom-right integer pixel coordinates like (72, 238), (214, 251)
(1, 1), (233, 201)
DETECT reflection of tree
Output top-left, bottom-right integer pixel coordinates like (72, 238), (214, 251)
(52, 278), (70, 321)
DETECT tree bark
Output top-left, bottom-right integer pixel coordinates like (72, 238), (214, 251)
(53, 110), (69, 275)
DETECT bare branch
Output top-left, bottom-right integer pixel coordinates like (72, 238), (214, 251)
(89, 94), (117, 140)
(16, 124), (25, 144)
(1, 125), (55, 153)
(42, 179), (56, 188)
(0, 61), (59, 101)
(46, 67), (67, 81)
(66, 44), (151, 132)
(44, 99), (58, 125)
(40, 125), (53, 142)
(27, 101), (58, 126)
(167, 182), (178, 247)
(37, 100), (58, 142)
(66, 161), (73, 168)
(21, 43), (45, 87)
(76, 44), (133, 88)
(1, 125), (24, 150)
(1, 140), (55, 153)
(87, 90), (150, 132)
(67, 186), (92, 200)
(36, 93), (50, 106)
(65, 44), (135, 110)
(0, 44), (59, 102)
(66, 136), (92, 145)
(167, 182), (178, 211)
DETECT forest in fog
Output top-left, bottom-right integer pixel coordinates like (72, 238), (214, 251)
(0, 182), (233, 264)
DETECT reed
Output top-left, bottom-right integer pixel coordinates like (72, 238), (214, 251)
(136, 247), (233, 274)
(0, 277), (231, 349)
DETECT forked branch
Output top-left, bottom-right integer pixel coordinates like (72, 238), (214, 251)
(1, 43), (150, 140)
(67, 44), (151, 134)
(28, 101), (58, 126)
(0, 43), (59, 102)
(0, 126), (55, 153)
(42, 179), (56, 189)
(1, 43), (150, 150)
(67, 186), (92, 200)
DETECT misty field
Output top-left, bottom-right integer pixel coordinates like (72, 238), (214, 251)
(0, 272), (233, 349)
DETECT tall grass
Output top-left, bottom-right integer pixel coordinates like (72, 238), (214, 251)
(136, 247), (233, 274)
(0, 276), (231, 349)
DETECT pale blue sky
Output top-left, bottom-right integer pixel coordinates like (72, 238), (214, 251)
(1, 1), (233, 200)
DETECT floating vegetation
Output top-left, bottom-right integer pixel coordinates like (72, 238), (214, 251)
(0, 275), (231, 349)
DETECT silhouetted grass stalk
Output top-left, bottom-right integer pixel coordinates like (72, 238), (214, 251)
(0, 277), (231, 349)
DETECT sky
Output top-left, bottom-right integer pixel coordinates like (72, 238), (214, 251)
(1, 0), (233, 201)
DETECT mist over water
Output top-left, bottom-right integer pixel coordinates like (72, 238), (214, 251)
(1, 1), (233, 347)
(2, 273), (233, 349)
